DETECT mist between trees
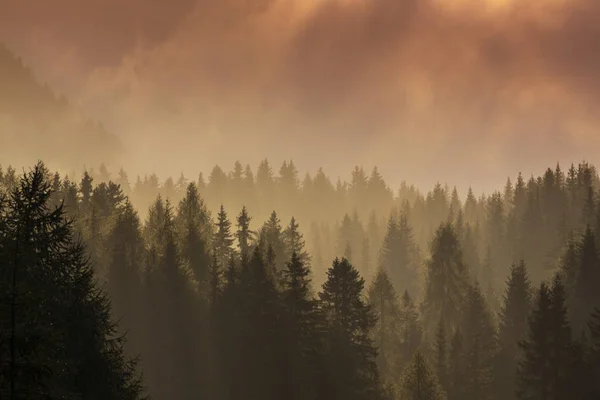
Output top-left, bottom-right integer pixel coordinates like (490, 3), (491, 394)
(1, 159), (600, 399)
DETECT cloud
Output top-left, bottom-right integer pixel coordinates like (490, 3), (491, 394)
(1, 0), (600, 192)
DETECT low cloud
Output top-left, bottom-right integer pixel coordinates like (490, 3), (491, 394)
(2, 0), (600, 192)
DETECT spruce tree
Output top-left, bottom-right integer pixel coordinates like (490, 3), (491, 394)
(260, 210), (286, 271)
(367, 268), (401, 381)
(572, 227), (600, 333)
(433, 317), (448, 390)
(447, 329), (466, 400)
(517, 275), (577, 400)
(0, 163), (146, 399)
(461, 284), (497, 400)
(143, 202), (201, 399)
(320, 257), (382, 400)
(283, 216), (310, 266)
(399, 290), (423, 370)
(379, 214), (418, 298)
(214, 205), (235, 272)
(236, 206), (255, 264)
(281, 251), (322, 400)
(496, 261), (532, 400)
(423, 223), (469, 334)
(106, 201), (145, 352)
(398, 352), (447, 400)
(176, 182), (211, 292)
(237, 246), (283, 400)
(588, 308), (600, 397)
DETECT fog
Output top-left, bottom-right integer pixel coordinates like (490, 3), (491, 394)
(2, 0), (600, 193)
(4, 2), (600, 399)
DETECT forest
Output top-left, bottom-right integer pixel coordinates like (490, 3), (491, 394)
(1, 158), (600, 399)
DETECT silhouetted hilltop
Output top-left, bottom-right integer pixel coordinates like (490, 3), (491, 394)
(0, 43), (122, 170)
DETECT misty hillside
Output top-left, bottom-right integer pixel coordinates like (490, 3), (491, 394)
(3, 159), (600, 399)
(0, 43), (122, 170)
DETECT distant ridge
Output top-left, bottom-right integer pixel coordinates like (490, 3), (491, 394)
(0, 43), (123, 172)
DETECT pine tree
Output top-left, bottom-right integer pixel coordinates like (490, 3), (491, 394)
(236, 206), (255, 264)
(517, 275), (577, 400)
(423, 223), (470, 334)
(588, 308), (600, 398)
(399, 290), (423, 370)
(0, 163), (146, 399)
(572, 227), (600, 333)
(398, 352), (447, 400)
(80, 170), (94, 212)
(144, 201), (201, 399)
(379, 213), (418, 298)
(208, 249), (223, 307)
(283, 216), (310, 266)
(362, 235), (371, 282)
(320, 257), (382, 400)
(447, 329), (466, 400)
(237, 246), (284, 400)
(214, 205), (235, 272)
(143, 195), (167, 254)
(433, 317), (448, 390)
(367, 268), (401, 381)
(496, 261), (532, 400)
(281, 251), (322, 400)
(106, 201), (145, 352)
(260, 210), (286, 271)
(176, 182), (211, 292)
(461, 284), (497, 400)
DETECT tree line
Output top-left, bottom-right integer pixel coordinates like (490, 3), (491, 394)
(1, 160), (600, 399)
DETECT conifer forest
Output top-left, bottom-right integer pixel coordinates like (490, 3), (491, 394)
(2, 159), (600, 399)
(4, 0), (600, 398)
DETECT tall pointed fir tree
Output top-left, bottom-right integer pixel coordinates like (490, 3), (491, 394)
(320, 257), (383, 400)
(517, 275), (582, 400)
(399, 290), (423, 371)
(281, 251), (323, 400)
(176, 182), (212, 293)
(236, 206), (255, 265)
(588, 308), (600, 398)
(283, 216), (310, 266)
(460, 284), (497, 400)
(106, 200), (145, 356)
(433, 317), (448, 391)
(367, 268), (401, 381)
(447, 329), (466, 400)
(572, 227), (600, 334)
(236, 246), (284, 400)
(0, 163), (146, 399)
(495, 260), (532, 400)
(214, 205), (235, 274)
(260, 210), (286, 271)
(143, 201), (203, 400)
(379, 213), (418, 298)
(398, 352), (447, 400)
(423, 223), (470, 334)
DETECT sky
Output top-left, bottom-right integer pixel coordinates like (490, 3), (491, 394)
(2, 0), (600, 194)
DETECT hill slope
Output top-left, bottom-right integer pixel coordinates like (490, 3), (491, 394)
(0, 43), (122, 171)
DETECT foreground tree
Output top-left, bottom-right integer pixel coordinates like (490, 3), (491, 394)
(319, 257), (383, 400)
(0, 163), (146, 399)
(281, 251), (322, 400)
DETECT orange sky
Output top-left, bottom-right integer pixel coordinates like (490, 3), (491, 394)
(1, 0), (600, 193)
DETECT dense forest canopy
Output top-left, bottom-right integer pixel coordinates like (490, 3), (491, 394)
(4, 1), (600, 397)
(2, 159), (600, 399)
